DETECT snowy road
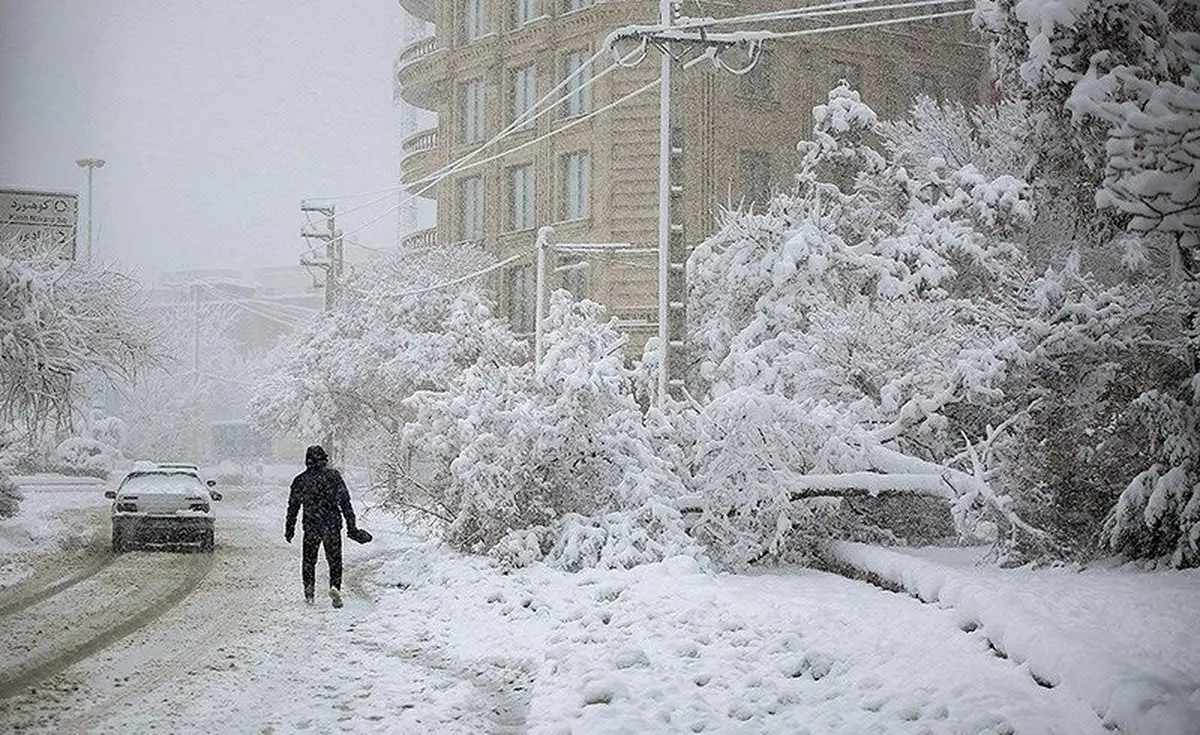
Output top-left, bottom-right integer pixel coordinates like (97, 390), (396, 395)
(0, 479), (1191, 733)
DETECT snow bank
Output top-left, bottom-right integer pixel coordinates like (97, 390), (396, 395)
(828, 541), (1200, 734)
(0, 479), (107, 586)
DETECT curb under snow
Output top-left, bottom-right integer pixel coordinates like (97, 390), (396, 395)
(826, 541), (1200, 735)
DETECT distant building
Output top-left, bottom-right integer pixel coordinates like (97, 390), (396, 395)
(154, 265), (324, 358)
(145, 265), (324, 461)
(395, 0), (989, 362)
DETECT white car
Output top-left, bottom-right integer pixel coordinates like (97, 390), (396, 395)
(106, 469), (221, 552)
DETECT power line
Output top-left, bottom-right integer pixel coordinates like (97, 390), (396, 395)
(302, 46), (638, 251)
(693, 0), (963, 26)
(749, 8), (975, 39)
(384, 251), (532, 299)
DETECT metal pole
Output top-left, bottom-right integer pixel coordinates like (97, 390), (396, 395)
(192, 283), (202, 461)
(75, 157), (105, 261)
(85, 166), (93, 260)
(535, 227), (551, 364)
(656, 0), (674, 407)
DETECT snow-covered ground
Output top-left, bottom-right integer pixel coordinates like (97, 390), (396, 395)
(1, 476), (1197, 734)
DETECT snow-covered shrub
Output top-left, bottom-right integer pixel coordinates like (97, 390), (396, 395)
(0, 470), (20, 519)
(685, 389), (847, 568)
(1101, 382), (1200, 567)
(972, 0), (1199, 566)
(404, 292), (698, 569)
(88, 412), (127, 452)
(495, 501), (699, 572)
(52, 437), (119, 478)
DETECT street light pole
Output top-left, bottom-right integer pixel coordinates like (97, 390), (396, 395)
(75, 157), (106, 261)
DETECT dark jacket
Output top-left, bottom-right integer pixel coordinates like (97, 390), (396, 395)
(286, 446), (356, 537)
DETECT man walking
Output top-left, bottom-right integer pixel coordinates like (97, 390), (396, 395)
(285, 445), (357, 608)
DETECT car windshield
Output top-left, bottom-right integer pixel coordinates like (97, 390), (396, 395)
(120, 472), (205, 493)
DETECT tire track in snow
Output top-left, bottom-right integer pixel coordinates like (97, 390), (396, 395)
(0, 555), (116, 619)
(68, 535), (291, 733)
(0, 550), (214, 700)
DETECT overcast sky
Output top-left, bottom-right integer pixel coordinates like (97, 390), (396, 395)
(0, 0), (413, 281)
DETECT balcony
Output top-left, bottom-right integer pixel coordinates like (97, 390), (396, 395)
(396, 0), (435, 23)
(400, 126), (441, 198)
(394, 36), (445, 110)
(401, 227), (438, 251)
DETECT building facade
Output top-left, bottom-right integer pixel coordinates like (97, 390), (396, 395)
(395, 0), (989, 358)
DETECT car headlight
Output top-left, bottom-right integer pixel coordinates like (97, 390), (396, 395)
(117, 501), (138, 512)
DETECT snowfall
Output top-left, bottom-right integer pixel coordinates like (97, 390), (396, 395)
(1, 470), (1198, 735)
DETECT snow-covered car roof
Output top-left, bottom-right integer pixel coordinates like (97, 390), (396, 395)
(157, 462), (200, 472)
(118, 470), (207, 493)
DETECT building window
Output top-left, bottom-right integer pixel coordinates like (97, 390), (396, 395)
(464, 0), (487, 41)
(458, 176), (485, 242)
(507, 264), (536, 333)
(564, 49), (592, 117)
(739, 150), (773, 204)
(513, 0), (537, 25)
(831, 59), (862, 91)
(511, 63), (537, 129)
(508, 164), (535, 231)
(738, 49), (773, 102)
(460, 78), (486, 143)
(562, 0), (592, 12)
(561, 150), (590, 221)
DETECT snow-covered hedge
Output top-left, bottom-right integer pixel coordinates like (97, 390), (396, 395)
(51, 437), (120, 479)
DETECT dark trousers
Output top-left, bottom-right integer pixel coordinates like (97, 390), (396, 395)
(302, 529), (343, 592)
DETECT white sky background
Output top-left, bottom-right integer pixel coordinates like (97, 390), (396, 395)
(0, 0), (413, 281)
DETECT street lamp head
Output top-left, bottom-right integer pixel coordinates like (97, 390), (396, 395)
(75, 157), (106, 168)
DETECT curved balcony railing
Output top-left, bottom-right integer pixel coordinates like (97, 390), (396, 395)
(401, 127), (438, 155)
(397, 35), (438, 66)
(394, 36), (443, 109)
(400, 126), (441, 198)
(401, 227), (438, 251)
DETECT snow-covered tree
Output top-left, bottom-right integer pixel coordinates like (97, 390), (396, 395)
(975, 0), (1199, 241)
(685, 85), (1056, 565)
(403, 291), (699, 570)
(973, 0), (1200, 566)
(0, 241), (160, 432)
(0, 240), (162, 506)
(249, 246), (524, 487)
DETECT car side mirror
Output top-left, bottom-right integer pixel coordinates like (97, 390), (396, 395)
(105, 490), (116, 499)
(210, 490), (223, 501)
(206, 479), (217, 487)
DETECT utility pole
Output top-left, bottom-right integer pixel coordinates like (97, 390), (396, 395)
(301, 201), (343, 462)
(652, 0), (689, 406)
(610, 5), (771, 405)
(301, 202), (342, 313)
